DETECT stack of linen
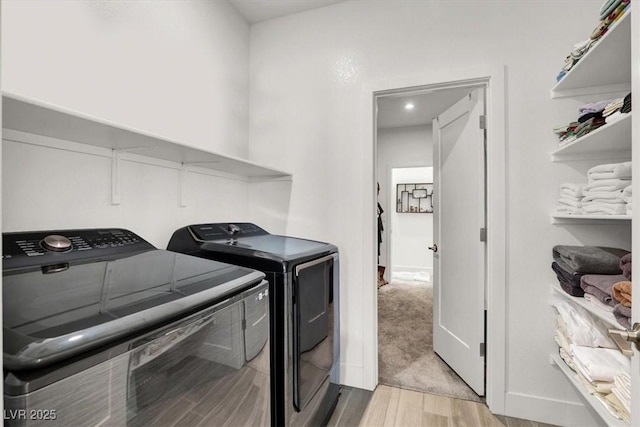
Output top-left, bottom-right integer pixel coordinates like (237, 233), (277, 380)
(555, 183), (585, 215)
(611, 253), (632, 328)
(552, 245), (629, 297)
(552, 299), (631, 423)
(611, 372), (631, 424)
(556, 0), (630, 82)
(583, 161), (632, 215)
(553, 122), (580, 146)
(553, 98), (614, 147)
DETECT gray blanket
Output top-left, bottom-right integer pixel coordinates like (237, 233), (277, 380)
(553, 245), (629, 275)
(614, 303), (631, 329)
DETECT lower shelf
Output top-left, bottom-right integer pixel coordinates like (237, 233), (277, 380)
(551, 214), (631, 224)
(551, 353), (628, 427)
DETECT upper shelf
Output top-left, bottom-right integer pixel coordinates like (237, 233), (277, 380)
(550, 113), (632, 162)
(2, 93), (291, 179)
(551, 11), (631, 98)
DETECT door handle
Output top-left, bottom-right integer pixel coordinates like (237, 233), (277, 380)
(428, 244), (438, 253)
(609, 323), (640, 351)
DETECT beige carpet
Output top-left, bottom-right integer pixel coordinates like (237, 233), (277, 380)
(377, 280), (483, 402)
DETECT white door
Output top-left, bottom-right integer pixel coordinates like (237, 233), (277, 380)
(432, 89), (486, 396)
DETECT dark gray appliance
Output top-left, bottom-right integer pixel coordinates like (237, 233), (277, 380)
(167, 223), (340, 427)
(3, 228), (270, 427)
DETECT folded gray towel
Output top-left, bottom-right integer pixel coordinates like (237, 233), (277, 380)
(580, 274), (626, 306)
(553, 245), (629, 275)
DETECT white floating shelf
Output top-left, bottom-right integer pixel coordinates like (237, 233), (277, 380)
(550, 114), (632, 162)
(551, 214), (631, 224)
(551, 11), (631, 98)
(2, 92), (292, 179)
(551, 354), (627, 427)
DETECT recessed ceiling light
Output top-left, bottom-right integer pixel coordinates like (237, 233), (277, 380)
(405, 103), (415, 110)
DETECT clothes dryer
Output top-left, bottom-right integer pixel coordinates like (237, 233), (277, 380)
(167, 222), (340, 426)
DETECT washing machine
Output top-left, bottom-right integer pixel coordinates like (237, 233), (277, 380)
(3, 228), (270, 426)
(167, 222), (340, 426)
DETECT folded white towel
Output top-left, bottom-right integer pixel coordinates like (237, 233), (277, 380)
(584, 179), (631, 193)
(571, 345), (630, 383)
(582, 191), (626, 204)
(558, 198), (583, 208)
(561, 183), (585, 198)
(583, 203), (627, 215)
(560, 191), (583, 201)
(588, 161), (632, 181)
(556, 206), (583, 215)
(626, 203), (632, 215)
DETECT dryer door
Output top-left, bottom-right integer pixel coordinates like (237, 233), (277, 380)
(292, 255), (335, 412)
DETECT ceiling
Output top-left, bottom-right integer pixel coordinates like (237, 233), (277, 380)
(229, 0), (348, 24)
(377, 87), (474, 129)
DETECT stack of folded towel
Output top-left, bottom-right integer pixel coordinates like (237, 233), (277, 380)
(555, 183), (585, 215)
(552, 245), (629, 297)
(552, 299), (630, 422)
(556, 0), (630, 82)
(582, 162), (632, 215)
(603, 92), (632, 125)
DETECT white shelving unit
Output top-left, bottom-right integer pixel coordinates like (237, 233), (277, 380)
(551, 11), (631, 98)
(2, 93), (292, 180)
(549, 7), (632, 426)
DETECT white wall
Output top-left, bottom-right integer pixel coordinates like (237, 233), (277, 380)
(248, 1), (630, 424)
(376, 124), (433, 277)
(2, 0), (250, 158)
(391, 166), (433, 280)
(1, 0), (259, 247)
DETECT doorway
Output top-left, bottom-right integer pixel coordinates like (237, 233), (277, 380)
(364, 68), (507, 412)
(375, 86), (484, 401)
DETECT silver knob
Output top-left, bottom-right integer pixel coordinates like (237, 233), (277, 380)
(609, 323), (640, 350)
(428, 244), (438, 253)
(41, 235), (72, 252)
(228, 224), (241, 235)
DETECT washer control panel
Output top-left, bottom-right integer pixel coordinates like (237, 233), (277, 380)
(3, 228), (155, 271)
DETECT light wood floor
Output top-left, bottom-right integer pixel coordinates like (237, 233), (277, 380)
(329, 385), (557, 427)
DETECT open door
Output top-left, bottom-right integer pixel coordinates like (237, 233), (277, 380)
(432, 89), (486, 396)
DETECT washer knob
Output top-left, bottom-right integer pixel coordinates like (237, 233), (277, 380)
(42, 235), (72, 252)
(228, 224), (241, 235)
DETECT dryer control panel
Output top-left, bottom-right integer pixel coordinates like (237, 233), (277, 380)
(189, 223), (269, 242)
(3, 228), (155, 271)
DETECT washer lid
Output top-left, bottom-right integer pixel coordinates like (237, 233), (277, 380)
(3, 249), (264, 370)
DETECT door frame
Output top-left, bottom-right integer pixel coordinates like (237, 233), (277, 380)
(362, 66), (507, 413)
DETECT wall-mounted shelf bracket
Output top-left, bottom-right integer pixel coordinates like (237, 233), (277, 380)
(178, 161), (221, 207)
(111, 146), (156, 205)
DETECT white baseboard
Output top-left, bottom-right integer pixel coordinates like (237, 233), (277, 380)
(391, 266), (432, 282)
(503, 392), (601, 426)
